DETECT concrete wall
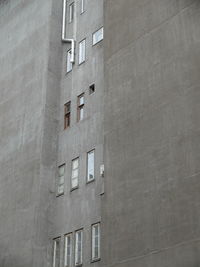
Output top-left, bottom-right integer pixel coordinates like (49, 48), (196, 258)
(102, 0), (200, 266)
(0, 0), (62, 266)
(50, 0), (104, 267)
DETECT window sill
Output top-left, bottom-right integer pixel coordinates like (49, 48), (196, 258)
(78, 60), (86, 66)
(91, 258), (101, 263)
(56, 192), (64, 198)
(92, 39), (103, 46)
(70, 186), (79, 192)
(86, 179), (95, 185)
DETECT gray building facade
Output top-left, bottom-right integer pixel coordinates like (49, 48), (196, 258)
(0, 0), (200, 267)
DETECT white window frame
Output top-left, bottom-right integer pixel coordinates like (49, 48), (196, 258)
(71, 158), (79, 190)
(80, 0), (85, 14)
(57, 165), (65, 196)
(69, 2), (74, 23)
(92, 27), (104, 46)
(67, 49), (73, 73)
(91, 223), (100, 261)
(75, 229), (83, 266)
(53, 237), (61, 267)
(87, 150), (95, 182)
(78, 39), (86, 64)
(64, 233), (72, 267)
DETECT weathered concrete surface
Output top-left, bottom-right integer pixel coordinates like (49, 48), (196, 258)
(102, 0), (200, 266)
(50, 0), (104, 266)
(0, 0), (62, 266)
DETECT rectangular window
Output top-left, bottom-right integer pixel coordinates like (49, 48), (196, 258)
(92, 223), (100, 261)
(64, 234), (72, 267)
(67, 49), (73, 73)
(64, 102), (71, 129)
(71, 158), (79, 189)
(92, 27), (104, 45)
(53, 237), (61, 267)
(77, 93), (84, 121)
(80, 0), (85, 14)
(57, 165), (65, 196)
(69, 2), (74, 23)
(75, 230), (83, 266)
(87, 150), (95, 182)
(79, 39), (86, 64)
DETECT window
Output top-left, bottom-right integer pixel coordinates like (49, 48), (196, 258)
(77, 93), (84, 121)
(75, 230), (83, 266)
(53, 237), (61, 267)
(92, 223), (100, 261)
(57, 165), (65, 196)
(92, 27), (104, 45)
(64, 234), (72, 267)
(71, 158), (79, 189)
(79, 39), (86, 64)
(69, 2), (74, 23)
(64, 102), (71, 129)
(67, 49), (73, 73)
(89, 84), (95, 95)
(87, 150), (95, 182)
(80, 0), (85, 14)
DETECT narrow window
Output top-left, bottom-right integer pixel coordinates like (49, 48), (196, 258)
(80, 0), (85, 14)
(69, 2), (74, 23)
(92, 27), (104, 45)
(91, 223), (100, 261)
(75, 230), (83, 266)
(87, 150), (95, 182)
(89, 84), (95, 95)
(64, 102), (71, 129)
(57, 165), (65, 196)
(71, 158), (79, 189)
(77, 93), (84, 121)
(64, 234), (72, 267)
(67, 49), (73, 73)
(79, 39), (86, 64)
(53, 237), (61, 267)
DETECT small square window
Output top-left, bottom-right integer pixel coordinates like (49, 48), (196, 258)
(92, 27), (104, 45)
(89, 84), (95, 95)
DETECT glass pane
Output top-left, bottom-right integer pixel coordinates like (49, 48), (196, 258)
(59, 175), (64, 185)
(79, 107), (84, 121)
(72, 169), (78, 179)
(65, 235), (71, 266)
(79, 95), (84, 105)
(79, 40), (86, 64)
(59, 165), (65, 176)
(53, 238), (60, 267)
(67, 50), (72, 72)
(87, 150), (94, 181)
(93, 27), (104, 45)
(72, 158), (79, 170)
(57, 184), (64, 195)
(72, 177), (78, 188)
